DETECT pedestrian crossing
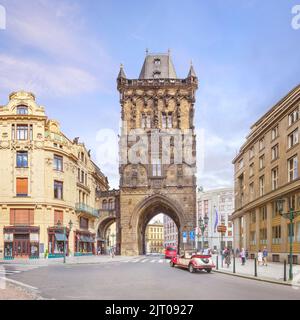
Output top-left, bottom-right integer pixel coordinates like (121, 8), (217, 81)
(121, 258), (170, 265)
(0, 265), (41, 277)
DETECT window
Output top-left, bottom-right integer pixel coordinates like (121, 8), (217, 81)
(17, 105), (28, 115)
(272, 226), (281, 244)
(54, 155), (63, 171)
(54, 181), (63, 200)
(238, 159), (244, 170)
(141, 114), (151, 129)
(16, 125), (28, 140)
(296, 222), (300, 242)
(16, 178), (28, 197)
(54, 210), (63, 225)
(250, 231), (256, 245)
(162, 113), (167, 129)
(288, 156), (298, 182)
(249, 147), (254, 159)
(273, 201), (281, 218)
(153, 71), (161, 79)
(154, 58), (161, 65)
(271, 144), (279, 160)
(288, 108), (299, 126)
(10, 209), (34, 226)
(259, 176), (265, 196)
(260, 206), (267, 221)
(167, 113), (173, 129)
(102, 200), (108, 210)
(152, 160), (162, 177)
(80, 217), (89, 230)
(271, 167), (279, 190)
(288, 129), (299, 148)
(249, 183), (255, 201)
(271, 125), (279, 140)
(259, 155), (265, 169)
(260, 228), (267, 244)
(250, 211), (256, 223)
(249, 163), (254, 176)
(16, 151), (28, 168)
(259, 137), (265, 151)
(288, 223), (295, 242)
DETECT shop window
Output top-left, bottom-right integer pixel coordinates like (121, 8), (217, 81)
(16, 178), (28, 197)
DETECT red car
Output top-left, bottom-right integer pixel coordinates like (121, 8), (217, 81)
(165, 246), (178, 259)
(170, 251), (215, 273)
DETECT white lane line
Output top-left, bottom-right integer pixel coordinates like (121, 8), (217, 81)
(150, 260), (157, 263)
(141, 259), (148, 263)
(158, 260), (164, 263)
(0, 270), (21, 274)
(0, 277), (38, 291)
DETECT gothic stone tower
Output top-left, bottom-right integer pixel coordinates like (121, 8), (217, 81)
(117, 51), (198, 256)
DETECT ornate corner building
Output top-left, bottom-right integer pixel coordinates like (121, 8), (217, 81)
(0, 91), (109, 259)
(117, 51), (198, 256)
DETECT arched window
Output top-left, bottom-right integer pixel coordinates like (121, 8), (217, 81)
(17, 105), (28, 115)
(108, 199), (114, 210)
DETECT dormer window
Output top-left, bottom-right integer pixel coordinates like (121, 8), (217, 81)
(154, 58), (161, 65)
(17, 105), (28, 115)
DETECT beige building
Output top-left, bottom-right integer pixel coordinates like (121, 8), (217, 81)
(163, 215), (178, 248)
(232, 85), (300, 263)
(146, 221), (164, 254)
(0, 91), (109, 259)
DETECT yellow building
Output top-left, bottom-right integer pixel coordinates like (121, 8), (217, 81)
(232, 85), (300, 263)
(145, 221), (164, 254)
(0, 91), (109, 259)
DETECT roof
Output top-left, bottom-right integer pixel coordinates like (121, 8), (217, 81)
(139, 52), (177, 79)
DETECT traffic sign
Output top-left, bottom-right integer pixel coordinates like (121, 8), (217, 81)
(189, 231), (195, 241)
(217, 225), (227, 233)
(182, 232), (187, 244)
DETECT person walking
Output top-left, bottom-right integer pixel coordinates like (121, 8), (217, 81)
(257, 250), (263, 266)
(262, 247), (268, 266)
(110, 246), (115, 259)
(240, 248), (246, 265)
(224, 247), (231, 268)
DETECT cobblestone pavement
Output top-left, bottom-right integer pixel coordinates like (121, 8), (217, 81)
(0, 283), (38, 300)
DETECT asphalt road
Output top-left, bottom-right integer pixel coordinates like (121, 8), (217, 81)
(4, 256), (300, 300)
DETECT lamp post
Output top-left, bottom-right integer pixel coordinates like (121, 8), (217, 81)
(276, 198), (300, 281)
(199, 215), (209, 252)
(56, 219), (73, 264)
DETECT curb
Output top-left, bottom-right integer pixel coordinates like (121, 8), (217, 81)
(213, 269), (292, 286)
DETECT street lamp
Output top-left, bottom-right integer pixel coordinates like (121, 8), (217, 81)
(276, 198), (300, 281)
(199, 215), (209, 252)
(56, 219), (73, 264)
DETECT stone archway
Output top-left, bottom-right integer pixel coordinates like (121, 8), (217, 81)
(96, 215), (117, 255)
(121, 194), (186, 256)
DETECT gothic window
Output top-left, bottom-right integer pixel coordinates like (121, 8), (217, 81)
(153, 71), (161, 79)
(152, 159), (162, 177)
(167, 113), (173, 128)
(162, 113), (167, 129)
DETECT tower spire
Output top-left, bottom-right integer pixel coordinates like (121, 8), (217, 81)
(188, 61), (197, 78)
(118, 64), (126, 79)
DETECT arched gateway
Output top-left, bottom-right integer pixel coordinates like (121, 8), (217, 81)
(116, 51), (199, 256)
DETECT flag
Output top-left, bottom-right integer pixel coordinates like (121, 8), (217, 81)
(214, 208), (219, 232)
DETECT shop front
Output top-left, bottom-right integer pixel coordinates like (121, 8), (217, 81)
(74, 230), (95, 256)
(48, 227), (70, 258)
(3, 227), (40, 260)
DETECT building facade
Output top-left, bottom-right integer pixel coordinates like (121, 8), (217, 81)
(0, 91), (109, 259)
(163, 215), (178, 248)
(197, 187), (234, 251)
(145, 221), (164, 254)
(117, 51), (198, 256)
(232, 85), (300, 263)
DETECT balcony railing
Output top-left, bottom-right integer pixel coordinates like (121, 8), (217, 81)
(75, 203), (100, 218)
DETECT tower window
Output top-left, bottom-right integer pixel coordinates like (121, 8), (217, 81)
(154, 58), (161, 65)
(153, 71), (161, 79)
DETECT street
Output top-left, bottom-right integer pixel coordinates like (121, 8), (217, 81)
(2, 256), (300, 300)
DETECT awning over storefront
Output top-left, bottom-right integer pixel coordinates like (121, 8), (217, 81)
(80, 236), (94, 243)
(55, 233), (67, 241)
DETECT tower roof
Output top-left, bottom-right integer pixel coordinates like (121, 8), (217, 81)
(118, 64), (126, 79)
(139, 51), (177, 79)
(188, 63), (197, 78)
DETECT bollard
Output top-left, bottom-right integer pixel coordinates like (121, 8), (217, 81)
(216, 255), (219, 270)
(233, 255), (236, 274)
(284, 259), (287, 282)
(254, 258), (257, 277)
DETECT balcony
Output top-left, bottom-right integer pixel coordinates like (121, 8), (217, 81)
(75, 203), (100, 218)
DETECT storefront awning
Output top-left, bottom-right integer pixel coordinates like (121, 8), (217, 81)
(80, 236), (94, 243)
(55, 233), (67, 241)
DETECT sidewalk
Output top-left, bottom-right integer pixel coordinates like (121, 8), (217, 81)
(0, 255), (139, 266)
(212, 254), (300, 285)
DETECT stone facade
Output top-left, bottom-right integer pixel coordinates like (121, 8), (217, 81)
(0, 91), (109, 259)
(232, 85), (300, 263)
(117, 52), (198, 256)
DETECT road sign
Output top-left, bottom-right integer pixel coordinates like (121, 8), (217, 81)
(182, 232), (187, 244)
(217, 225), (227, 233)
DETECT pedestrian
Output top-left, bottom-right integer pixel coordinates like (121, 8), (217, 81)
(236, 248), (240, 258)
(262, 247), (268, 266)
(245, 249), (249, 260)
(97, 247), (101, 256)
(110, 247), (115, 259)
(257, 250), (263, 266)
(240, 248), (246, 265)
(223, 247), (231, 268)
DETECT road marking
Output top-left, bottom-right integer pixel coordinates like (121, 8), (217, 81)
(0, 270), (21, 274)
(141, 259), (148, 263)
(150, 260), (157, 263)
(0, 276), (38, 291)
(159, 260), (164, 263)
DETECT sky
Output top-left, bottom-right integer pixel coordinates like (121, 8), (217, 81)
(0, 0), (300, 191)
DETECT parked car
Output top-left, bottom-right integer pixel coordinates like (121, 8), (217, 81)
(170, 251), (215, 273)
(165, 246), (178, 259)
